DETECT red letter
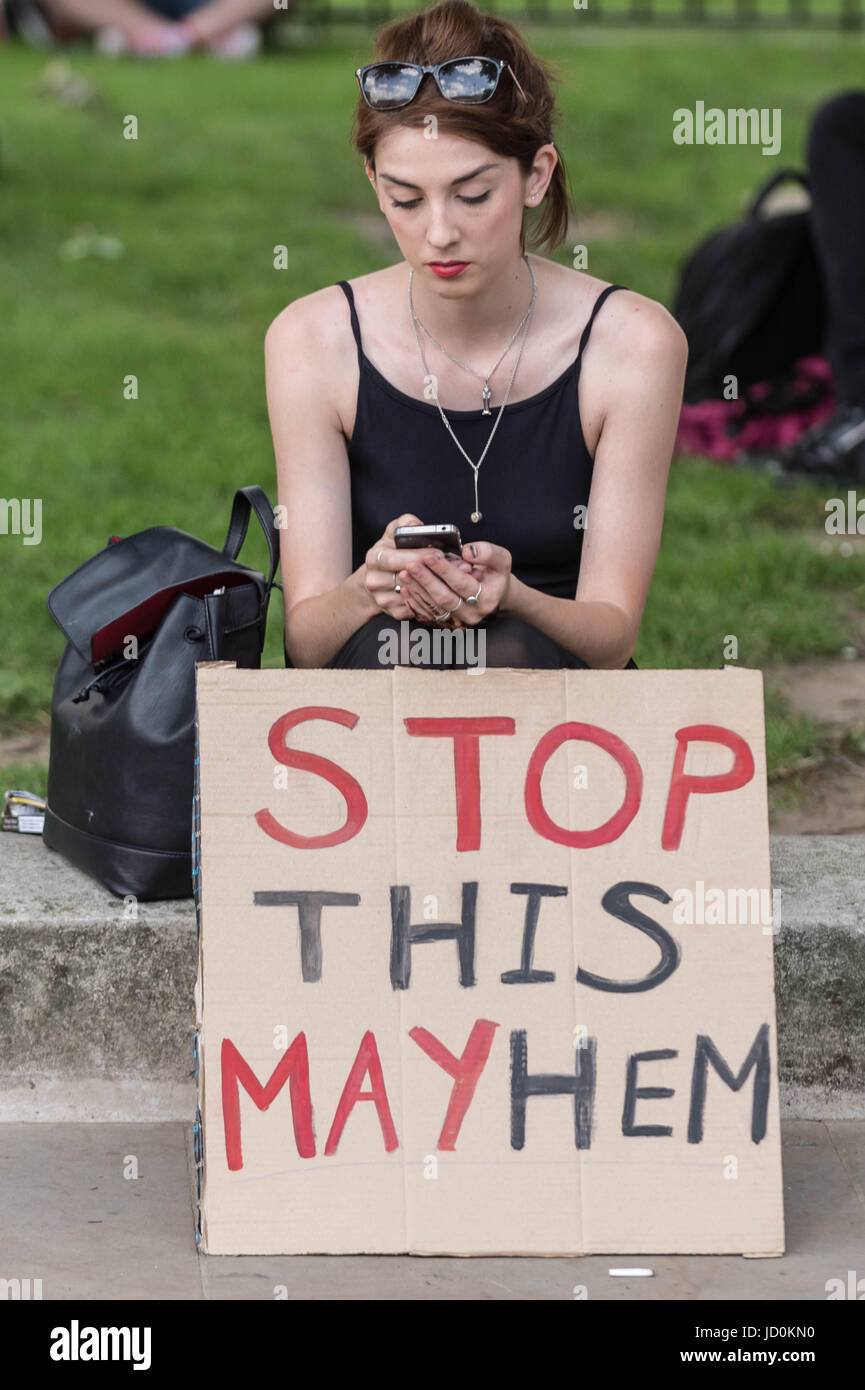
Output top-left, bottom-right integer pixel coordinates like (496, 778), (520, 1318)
(221, 1035), (315, 1172)
(255, 706), (368, 848)
(325, 1030), (399, 1155)
(662, 724), (755, 851)
(525, 722), (642, 848)
(404, 717), (515, 851)
(409, 1019), (499, 1150)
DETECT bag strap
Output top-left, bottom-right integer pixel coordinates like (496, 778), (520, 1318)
(202, 590), (225, 661)
(747, 169), (810, 220)
(222, 485), (280, 596)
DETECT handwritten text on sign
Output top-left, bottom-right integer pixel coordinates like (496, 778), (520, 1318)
(196, 667), (783, 1256)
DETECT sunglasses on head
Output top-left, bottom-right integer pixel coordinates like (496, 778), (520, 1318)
(355, 55), (527, 110)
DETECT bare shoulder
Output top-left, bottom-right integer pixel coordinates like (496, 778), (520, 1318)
(265, 263), (402, 338)
(589, 284), (689, 366)
(534, 257), (687, 362)
(264, 282), (356, 366)
(265, 269), (403, 440)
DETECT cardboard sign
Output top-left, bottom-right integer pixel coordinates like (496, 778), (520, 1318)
(193, 664), (784, 1256)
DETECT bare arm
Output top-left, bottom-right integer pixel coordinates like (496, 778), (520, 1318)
(265, 297), (378, 668)
(178, 0), (275, 42)
(503, 295), (688, 667)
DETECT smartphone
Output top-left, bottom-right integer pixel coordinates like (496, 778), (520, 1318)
(394, 524), (463, 558)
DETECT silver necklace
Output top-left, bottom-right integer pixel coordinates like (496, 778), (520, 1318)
(410, 253), (536, 415)
(408, 256), (537, 523)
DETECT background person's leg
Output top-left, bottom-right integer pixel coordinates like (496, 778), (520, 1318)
(807, 91), (865, 409)
(769, 91), (865, 483)
(174, 0), (279, 43)
(41, 0), (176, 40)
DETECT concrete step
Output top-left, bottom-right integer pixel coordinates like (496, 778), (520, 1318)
(0, 832), (862, 1121)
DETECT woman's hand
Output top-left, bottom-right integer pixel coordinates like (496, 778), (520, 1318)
(363, 514), (474, 625)
(397, 538), (513, 628)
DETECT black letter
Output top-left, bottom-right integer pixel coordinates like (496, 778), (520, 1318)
(622, 1049), (678, 1136)
(577, 881), (680, 993)
(510, 1030), (596, 1150)
(687, 1024), (771, 1144)
(390, 883), (477, 990)
(253, 890), (360, 982)
(500, 882), (566, 983)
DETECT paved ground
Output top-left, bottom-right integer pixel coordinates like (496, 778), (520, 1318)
(0, 1119), (862, 1300)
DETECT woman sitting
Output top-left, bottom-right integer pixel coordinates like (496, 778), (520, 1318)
(266, 0), (687, 672)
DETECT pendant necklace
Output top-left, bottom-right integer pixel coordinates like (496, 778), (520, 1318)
(408, 255), (537, 523)
(410, 253), (536, 414)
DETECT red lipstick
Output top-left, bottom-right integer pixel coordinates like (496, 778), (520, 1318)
(428, 262), (469, 279)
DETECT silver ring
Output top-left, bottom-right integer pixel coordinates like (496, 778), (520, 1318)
(465, 583), (483, 606)
(393, 574), (400, 592)
(376, 549), (384, 569)
(433, 597), (463, 622)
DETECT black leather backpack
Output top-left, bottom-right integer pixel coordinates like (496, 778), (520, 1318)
(43, 485), (280, 900)
(674, 169), (826, 405)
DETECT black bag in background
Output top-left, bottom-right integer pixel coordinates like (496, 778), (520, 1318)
(43, 485), (280, 900)
(674, 169), (827, 405)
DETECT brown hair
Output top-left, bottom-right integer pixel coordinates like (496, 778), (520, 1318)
(350, 0), (570, 255)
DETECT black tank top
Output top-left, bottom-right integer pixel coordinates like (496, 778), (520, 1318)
(338, 278), (626, 600)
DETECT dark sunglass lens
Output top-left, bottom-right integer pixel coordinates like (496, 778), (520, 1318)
(437, 58), (499, 104)
(362, 63), (420, 109)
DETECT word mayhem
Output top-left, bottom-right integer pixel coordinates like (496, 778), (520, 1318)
(254, 710), (756, 852)
(222, 1022), (771, 1170)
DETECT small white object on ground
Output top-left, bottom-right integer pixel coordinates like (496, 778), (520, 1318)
(94, 25), (192, 57)
(609, 1268), (654, 1277)
(206, 23), (262, 59)
(93, 27), (128, 56)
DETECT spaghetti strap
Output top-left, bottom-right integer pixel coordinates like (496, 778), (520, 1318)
(337, 280), (364, 371)
(577, 283), (626, 360)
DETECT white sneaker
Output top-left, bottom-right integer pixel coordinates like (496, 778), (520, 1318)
(205, 23), (262, 59)
(93, 26), (129, 56)
(94, 23), (191, 58)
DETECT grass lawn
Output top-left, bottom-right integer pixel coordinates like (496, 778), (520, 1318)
(292, 0), (864, 22)
(1, 29), (863, 792)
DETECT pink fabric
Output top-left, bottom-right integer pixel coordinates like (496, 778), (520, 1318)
(674, 356), (835, 461)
